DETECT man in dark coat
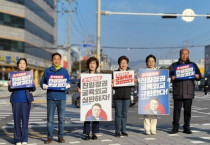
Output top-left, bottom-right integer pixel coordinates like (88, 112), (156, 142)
(169, 48), (201, 134)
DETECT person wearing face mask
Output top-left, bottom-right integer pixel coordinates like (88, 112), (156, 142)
(169, 48), (201, 134)
(8, 58), (36, 145)
(143, 54), (159, 135)
(40, 53), (71, 144)
(113, 56), (137, 137)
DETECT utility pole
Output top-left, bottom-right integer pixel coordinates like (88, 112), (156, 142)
(96, 0), (101, 72)
(67, 0), (71, 74)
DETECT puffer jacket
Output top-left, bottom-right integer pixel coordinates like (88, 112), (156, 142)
(40, 66), (70, 100)
(169, 59), (201, 99)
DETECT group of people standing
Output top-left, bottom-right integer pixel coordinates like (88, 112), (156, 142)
(8, 48), (201, 145)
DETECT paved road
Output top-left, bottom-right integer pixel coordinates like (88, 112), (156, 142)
(0, 88), (210, 145)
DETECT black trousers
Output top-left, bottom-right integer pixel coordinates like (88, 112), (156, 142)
(83, 121), (99, 134)
(172, 99), (192, 130)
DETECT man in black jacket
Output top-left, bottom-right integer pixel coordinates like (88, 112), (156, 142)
(169, 48), (201, 134)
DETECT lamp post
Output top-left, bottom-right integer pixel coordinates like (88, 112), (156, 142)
(96, 0), (101, 72)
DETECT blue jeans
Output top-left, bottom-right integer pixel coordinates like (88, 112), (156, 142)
(47, 99), (66, 138)
(12, 103), (31, 143)
(114, 99), (130, 133)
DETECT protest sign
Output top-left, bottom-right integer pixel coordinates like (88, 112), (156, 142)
(138, 69), (169, 115)
(113, 70), (135, 87)
(174, 64), (195, 80)
(10, 71), (34, 89)
(80, 74), (112, 121)
(47, 74), (68, 90)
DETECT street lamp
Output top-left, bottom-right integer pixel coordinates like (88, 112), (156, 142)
(101, 9), (210, 22)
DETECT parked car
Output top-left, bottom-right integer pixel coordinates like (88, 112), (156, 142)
(72, 85), (139, 108)
(67, 78), (79, 94)
(71, 91), (80, 108)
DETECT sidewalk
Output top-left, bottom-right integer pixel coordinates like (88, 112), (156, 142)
(0, 123), (210, 145)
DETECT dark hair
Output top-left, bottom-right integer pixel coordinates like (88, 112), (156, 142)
(17, 58), (27, 67)
(52, 52), (62, 60)
(118, 56), (129, 65)
(145, 54), (156, 63)
(17, 58), (29, 71)
(179, 48), (189, 55)
(86, 57), (99, 69)
(92, 103), (102, 109)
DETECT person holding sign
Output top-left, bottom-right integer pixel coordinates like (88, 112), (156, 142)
(143, 54), (159, 135)
(169, 48), (201, 134)
(8, 58), (36, 145)
(40, 53), (70, 144)
(78, 57), (100, 140)
(113, 56), (137, 137)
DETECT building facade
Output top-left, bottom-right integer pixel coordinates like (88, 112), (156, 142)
(0, 0), (57, 86)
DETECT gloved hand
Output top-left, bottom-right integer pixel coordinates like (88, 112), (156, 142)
(66, 83), (71, 89)
(167, 78), (171, 83)
(43, 84), (48, 90)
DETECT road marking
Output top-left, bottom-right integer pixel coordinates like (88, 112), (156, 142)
(96, 134), (103, 137)
(108, 144), (121, 145)
(69, 141), (80, 144)
(144, 138), (156, 140)
(202, 123), (210, 126)
(0, 143), (6, 144)
(101, 139), (112, 142)
(191, 141), (205, 144)
(200, 137), (210, 140)
(168, 134), (179, 136)
(192, 130), (200, 133)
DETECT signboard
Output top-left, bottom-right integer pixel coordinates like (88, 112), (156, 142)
(138, 69), (169, 115)
(10, 71), (34, 89)
(47, 74), (68, 90)
(174, 64), (195, 80)
(80, 74), (112, 121)
(113, 70), (135, 87)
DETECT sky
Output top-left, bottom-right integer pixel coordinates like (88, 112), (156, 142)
(57, 0), (210, 63)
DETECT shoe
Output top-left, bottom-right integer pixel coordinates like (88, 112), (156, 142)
(121, 132), (128, 137)
(16, 143), (21, 145)
(44, 138), (53, 144)
(82, 134), (90, 140)
(169, 128), (178, 134)
(58, 138), (65, 143)
(91, 134), (97, 140)
(145, 130), (151, 135)
(22, 142), (27, 145)
(183, 129), (193, 134)
(151, 130), (156, 135)
(115, 132), (121, 137)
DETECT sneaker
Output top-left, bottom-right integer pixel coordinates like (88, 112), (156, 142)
(91, 134), (98, 140)
(115, 132), (121, 137)
(16, 143), (21, 145)
(82, 134), (90, 140)
(121, 132), (128, 137)
(22, 142), (27, 145)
